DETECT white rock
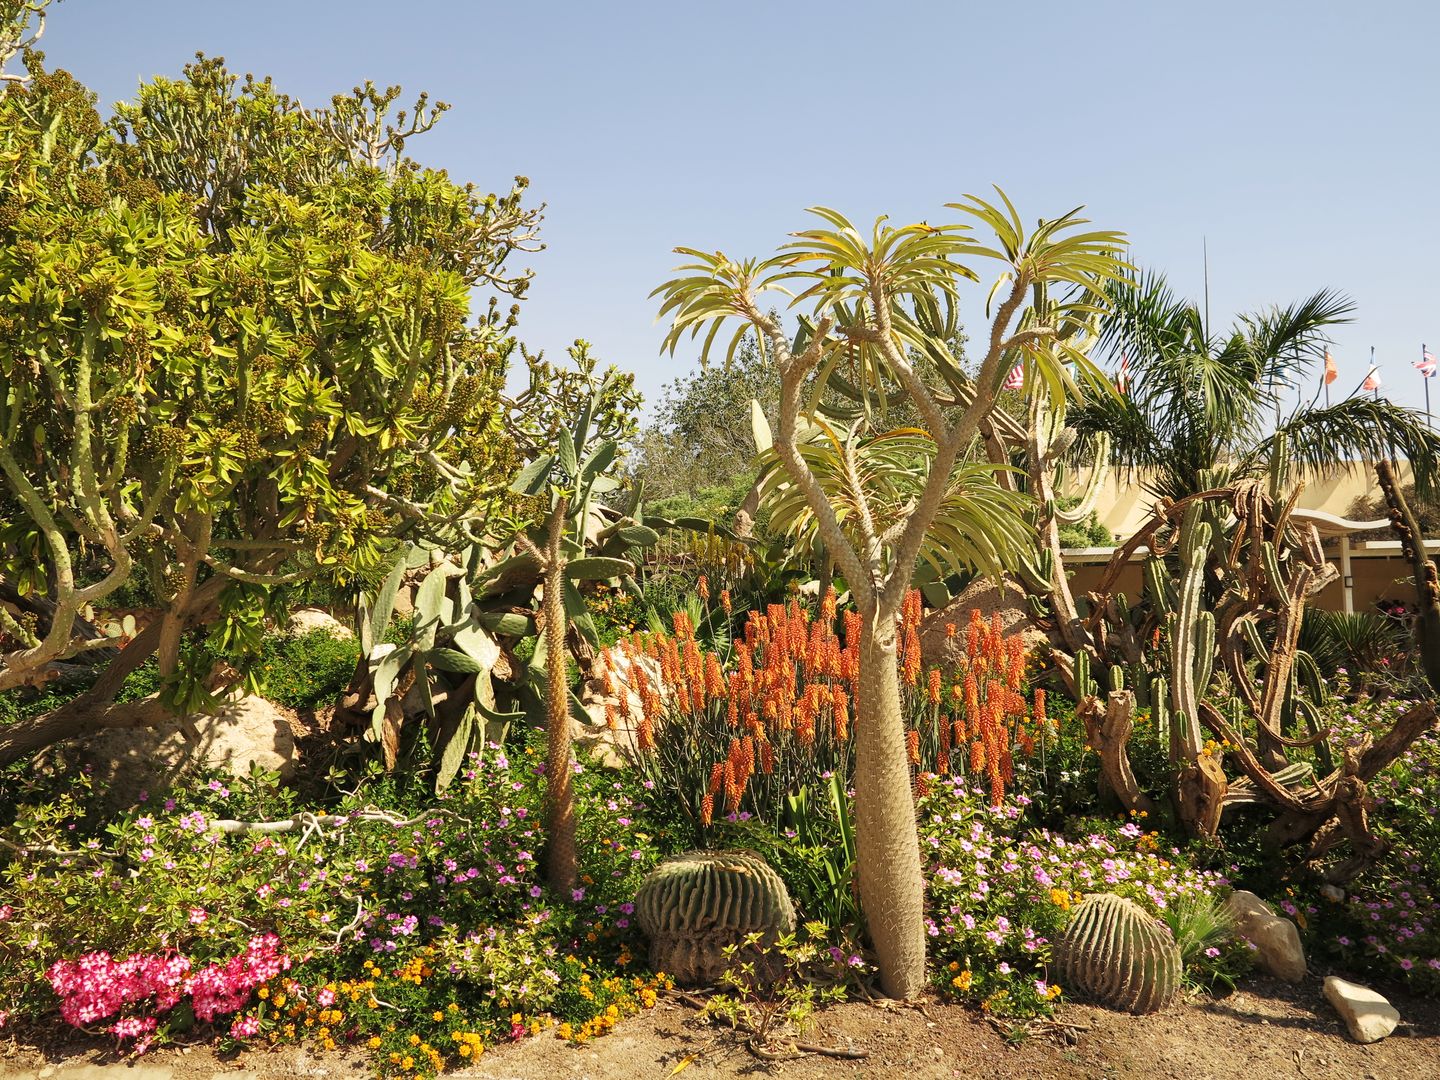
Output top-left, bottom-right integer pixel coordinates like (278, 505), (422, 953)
(1324, 975), (1400, 1043)
(573, 649), (665, 767)
(79, 692), (297, 807)
(1224, 889), (1307, 982)
(286, 607), (353, 639)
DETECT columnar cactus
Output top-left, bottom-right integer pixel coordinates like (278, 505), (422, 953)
(1168, 504), (1214, 762)
(634, 850), (795, 987)
(1055, 893), (1181, 1014)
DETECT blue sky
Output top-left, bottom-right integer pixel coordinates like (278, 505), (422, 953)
(47, 0), (1440, 415)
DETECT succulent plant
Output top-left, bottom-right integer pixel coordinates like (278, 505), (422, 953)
(634, 850), (795, 987)
(1055, 893), (1181, 1015)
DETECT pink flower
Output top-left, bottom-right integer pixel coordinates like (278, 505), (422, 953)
(188, 908), (208, 924)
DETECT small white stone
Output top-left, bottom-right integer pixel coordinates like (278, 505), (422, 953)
(1319, 883), (1345, 903)
(1324, 975), (1400, 1044)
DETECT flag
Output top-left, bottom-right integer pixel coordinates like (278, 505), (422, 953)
(1116, 351), (1131, 394)
(1362, 367), (1381, 392)
(1323, 348), (1338, 385)
(1417, 349), (1437, 378)
(1003, 363), (1024, 391)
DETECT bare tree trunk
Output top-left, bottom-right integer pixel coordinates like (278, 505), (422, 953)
(0, 694), (172, 762)
(853, 613), (926, 999)
(543, 497), (578, 894)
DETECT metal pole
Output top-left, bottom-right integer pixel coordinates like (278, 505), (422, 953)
(1340, 535), (1354, 615)
(1425, 343), (1433, 429)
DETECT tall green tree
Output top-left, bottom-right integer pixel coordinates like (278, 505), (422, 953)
(0, 48), (541, 760)
(654, 196), (1125, 997)
(1072, 270), (1440, 504)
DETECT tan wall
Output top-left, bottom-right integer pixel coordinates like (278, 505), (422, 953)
(1066, 548), (1428, 616)
(1073, 462), (1408, 540)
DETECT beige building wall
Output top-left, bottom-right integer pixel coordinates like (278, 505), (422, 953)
(1072, 462), (1408, 541)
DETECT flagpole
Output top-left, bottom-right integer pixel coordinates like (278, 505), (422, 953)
(1424, 343), (1433, 429)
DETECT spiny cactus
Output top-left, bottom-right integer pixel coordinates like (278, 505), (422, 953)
(634, 850), (795, 987)
(1055, 893), (1181, 1015)
(1168, 503), (1214, 761)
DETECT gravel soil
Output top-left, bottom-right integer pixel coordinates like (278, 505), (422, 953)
(3, 975), (1437, 1080)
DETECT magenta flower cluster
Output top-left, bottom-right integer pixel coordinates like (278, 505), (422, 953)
(46, 934), (291, 1051)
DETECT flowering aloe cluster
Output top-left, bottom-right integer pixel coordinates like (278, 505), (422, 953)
(609, 589), (1048, 837)
(46, 935), (290, 1052)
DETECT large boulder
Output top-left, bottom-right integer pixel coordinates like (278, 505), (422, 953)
(286, 607), (353, 639)
(1224, 890), (1307, 982)
(574, 649), (664, 768)
(1324, 975), (1400, 1043)
(77, 693), (298, 808)
(918, 577), (1047, 669)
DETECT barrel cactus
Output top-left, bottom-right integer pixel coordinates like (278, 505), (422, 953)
(1055, 893), (1181, 1014)
(634, 850), (795, 987)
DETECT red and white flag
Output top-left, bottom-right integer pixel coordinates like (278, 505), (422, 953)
(1362, 367), (1382, 392)
(1003, 363), (1024, 391)
(1116, 351), (1131, 394)
(1417, 349), (1437, 378)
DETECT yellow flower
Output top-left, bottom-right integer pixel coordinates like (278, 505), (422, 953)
(367, 1037), (381, 1049)
(257, 986), (270, 999)
(950, 970), (973, 991)
(432, 1011), (445, 1022)
(1049, 888), (1072, 911)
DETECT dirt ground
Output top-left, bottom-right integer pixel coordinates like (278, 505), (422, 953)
(3, 975), (1437, 1080)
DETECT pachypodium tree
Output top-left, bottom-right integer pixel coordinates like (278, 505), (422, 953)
(507, 369), (652, 892)
(0, 50), (540, 760)
(653, 195), (1125, 997)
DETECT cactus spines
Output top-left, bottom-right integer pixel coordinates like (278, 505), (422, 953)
(634, 850), (795, 987)
(1075, 650), (1096, 699)
(1168, 505), (1213, 761)
(1108, 663), (1125, 693)
(1055, 893), (1181, 1015)
(1151, 674), (1171, 750)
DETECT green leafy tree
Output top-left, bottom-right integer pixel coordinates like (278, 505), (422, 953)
(654, 195), (1125, 997)
(1073, 269), (1440, 504)
(0, 48), (541, 760)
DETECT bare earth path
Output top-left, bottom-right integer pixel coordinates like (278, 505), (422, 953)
(3, 976), (1437, 1080)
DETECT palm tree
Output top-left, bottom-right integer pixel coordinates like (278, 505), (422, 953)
(1072, 270), (1440, 504)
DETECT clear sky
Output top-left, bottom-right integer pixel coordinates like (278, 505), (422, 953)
(43, 0), (1440, 416)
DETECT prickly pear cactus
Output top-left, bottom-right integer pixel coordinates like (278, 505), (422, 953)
(634, 850), (795, 987)
(1055, 893), (1181, 1014)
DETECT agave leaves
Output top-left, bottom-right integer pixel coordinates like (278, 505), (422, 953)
(756, 419), (1033, 585)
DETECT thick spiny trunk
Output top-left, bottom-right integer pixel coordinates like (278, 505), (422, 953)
(543, 504), (578, 895)
(853, 613), (926, 999)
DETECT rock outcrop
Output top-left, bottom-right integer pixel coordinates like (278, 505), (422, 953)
(1224, 889), (1307, 982)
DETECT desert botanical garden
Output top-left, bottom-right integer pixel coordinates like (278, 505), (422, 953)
(3, 4), (1440, 1076)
